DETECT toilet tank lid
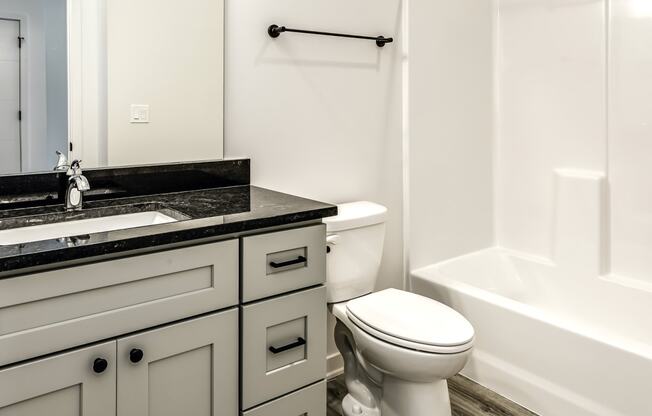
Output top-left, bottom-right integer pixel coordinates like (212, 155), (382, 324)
(323, 201), (387, 232)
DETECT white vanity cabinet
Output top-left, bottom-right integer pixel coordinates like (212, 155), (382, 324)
(0, 310), (239, 416)
(0, 222), (328, 416)
(241, 224), (328, 414)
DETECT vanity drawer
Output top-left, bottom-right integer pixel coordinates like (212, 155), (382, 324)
(241, 286), (327, 410)
(242, 380), (326, 416)
(0, 240), (238, 367)
(241, 224), (326, 302)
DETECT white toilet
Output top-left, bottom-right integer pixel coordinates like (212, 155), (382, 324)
(324, 202), (475, 416)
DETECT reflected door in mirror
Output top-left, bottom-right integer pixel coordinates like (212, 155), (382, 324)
(0, 18), (21, 174)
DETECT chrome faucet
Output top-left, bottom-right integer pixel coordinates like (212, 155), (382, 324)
(65, 160), (91, 211)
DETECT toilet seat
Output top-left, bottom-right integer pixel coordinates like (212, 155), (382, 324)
(346, 289), (474, 354)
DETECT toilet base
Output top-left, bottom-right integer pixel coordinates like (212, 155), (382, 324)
(380, 376), (452, 416)
(341, 377), (453, 416)
(342, 394), (381, 416)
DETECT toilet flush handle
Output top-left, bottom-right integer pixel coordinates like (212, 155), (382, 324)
(326, 234), (340, 253)
(327, 235), (340, 245)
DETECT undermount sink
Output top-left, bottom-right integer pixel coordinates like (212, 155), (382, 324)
(0, 211), (179, 246)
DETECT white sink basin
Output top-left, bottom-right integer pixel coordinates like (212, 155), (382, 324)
(0, 211), (178, 246)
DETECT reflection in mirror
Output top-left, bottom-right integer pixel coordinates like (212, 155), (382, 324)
(0, 0), (224, 175)
(0, 1), (68, 174)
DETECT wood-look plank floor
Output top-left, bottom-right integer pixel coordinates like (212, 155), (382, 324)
(327, 375), (538, 416)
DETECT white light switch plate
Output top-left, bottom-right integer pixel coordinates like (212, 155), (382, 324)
(130, 104), (150, 123)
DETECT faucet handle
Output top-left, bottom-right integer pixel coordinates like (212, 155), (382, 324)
(53, 151), (69, 171)
(67, 160), (83, 176)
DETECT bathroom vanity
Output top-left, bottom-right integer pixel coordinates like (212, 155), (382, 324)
(0, 159), (336, 416)
(1, 1), (337, 413)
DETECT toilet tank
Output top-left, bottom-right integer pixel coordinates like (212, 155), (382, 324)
(323, 202), (387, 303)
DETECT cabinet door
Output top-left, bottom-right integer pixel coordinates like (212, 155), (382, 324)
(0, 341), (116, 416)
(117, 309), (238, 416)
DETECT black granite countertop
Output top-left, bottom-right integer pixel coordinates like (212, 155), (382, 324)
(0, 185), (337, 277)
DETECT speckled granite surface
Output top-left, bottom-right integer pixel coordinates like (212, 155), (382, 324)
(0, 160), (337, 277)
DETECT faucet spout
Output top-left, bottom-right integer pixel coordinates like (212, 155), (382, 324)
(65, 160), (91, 211)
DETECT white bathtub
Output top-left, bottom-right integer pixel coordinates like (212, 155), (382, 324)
(411, 248), (652, 416)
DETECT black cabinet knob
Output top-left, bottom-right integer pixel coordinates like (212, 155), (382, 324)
(93, 358), (108, 374)
(129, 348), (144, 364)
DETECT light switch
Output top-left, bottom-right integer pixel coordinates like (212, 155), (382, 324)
(130, 105), (150, 123)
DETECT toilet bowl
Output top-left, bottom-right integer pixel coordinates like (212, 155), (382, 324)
(324, 202), (475, 416)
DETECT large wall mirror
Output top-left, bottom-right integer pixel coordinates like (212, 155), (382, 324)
(0, 0), (224, 175)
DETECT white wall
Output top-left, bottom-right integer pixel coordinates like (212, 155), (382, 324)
(224, 0), (404, 372)
(106, 0), (224, 166)
(495, 0), (607, 260)
(609, 0), (652, 285)
(408, 0), (495, 271)
(407, 0), (652, 288)
(225, 0), (404, 291)
(495, 0), (652, 287)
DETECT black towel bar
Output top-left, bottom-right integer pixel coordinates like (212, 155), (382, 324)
(268, 24), (393, 47)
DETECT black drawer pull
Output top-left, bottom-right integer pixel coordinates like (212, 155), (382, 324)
(269, 337), (306, 354)
(269, 256), (307, 269)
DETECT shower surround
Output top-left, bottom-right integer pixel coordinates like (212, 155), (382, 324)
(409, 1), (652, 415)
